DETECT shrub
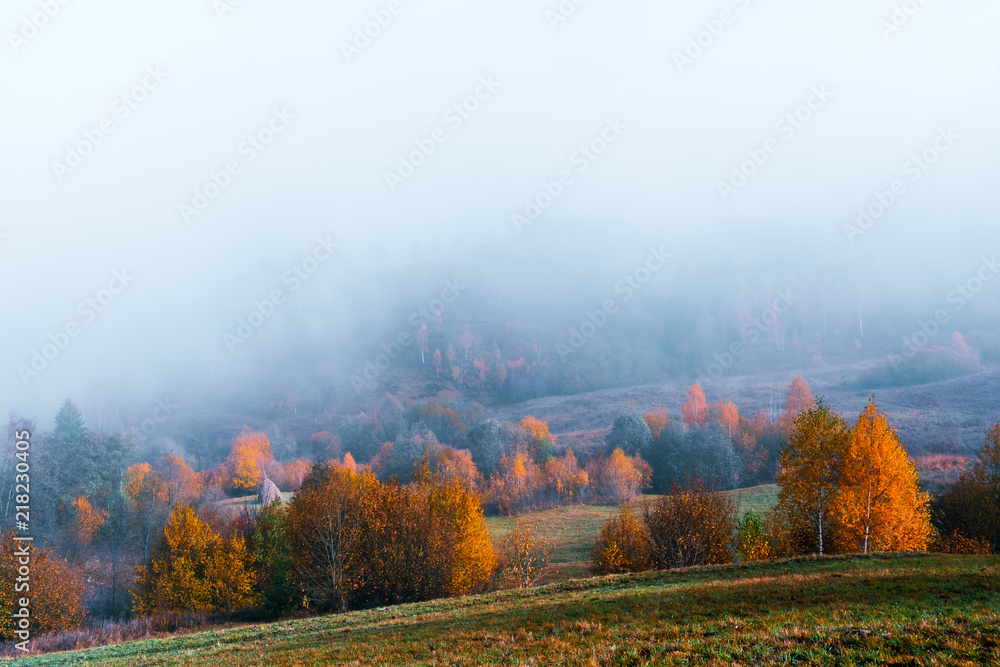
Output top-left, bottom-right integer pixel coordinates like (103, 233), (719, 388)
(590, 506), (651, 575)
(0, 530), (87, 643)
(931, 424), (1000, 553)
(735, 511), (771, 562)
(498, 522), (551, 588)
(643, 478), (736, 569)
(931, 529), (991, 555)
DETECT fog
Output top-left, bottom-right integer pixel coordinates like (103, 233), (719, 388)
(3, 0), (1000, 427)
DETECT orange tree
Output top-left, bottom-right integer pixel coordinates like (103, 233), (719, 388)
(0, 529), (87, 642)
(833, 397), (933, 553)
(286, 463), (375, 613)
(227, 428), (273, 491)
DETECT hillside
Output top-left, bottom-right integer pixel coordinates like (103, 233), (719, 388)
(18, 554), (1000, 666)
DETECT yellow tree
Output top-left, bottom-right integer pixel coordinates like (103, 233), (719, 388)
(595, 449), (652, 504)
(132, 503), (257, 616)
(227, 428), (273, 491)
(776, 399), (850, 555)
(519, 416), (556, 463)
(834, 397), (933, 553)
(681, 384), (708, 429)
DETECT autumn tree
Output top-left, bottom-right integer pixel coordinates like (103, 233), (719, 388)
(543, 449), (588, 503)
(227, 428), (273, 491)
(415, 463), (496, 597)
(125, 461), (168, 561)
(519, 416), (556, 464)
(833, 397), (933, 553)
(781, 376), (814, 436)
(286, 464), (375, 612)
(643, 409), (671, 441)
(714, 400), (739, 439)
(681, 384), (708, 429)
(591, 449), (652, 504)
(132, 503), (258, 617)
(0, 530), (87, 643)
(69, 495), (107, 555)
(775, 400), (850, 555)
(490, 453), (540, 515)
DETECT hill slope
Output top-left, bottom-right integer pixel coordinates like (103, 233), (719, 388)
(20, 554), (1000, 666)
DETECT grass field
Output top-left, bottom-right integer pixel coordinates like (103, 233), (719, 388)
(485, 485), (779, 582)
(20, 553), (999, 666)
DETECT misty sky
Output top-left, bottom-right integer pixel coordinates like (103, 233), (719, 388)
(2, 0), (999, 420)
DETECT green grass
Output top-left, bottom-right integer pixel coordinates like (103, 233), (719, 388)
(20, 554), (1000, 666)
(485, 485), (779, 580)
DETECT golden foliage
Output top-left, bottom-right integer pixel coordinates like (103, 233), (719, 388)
(590, 506), (651, 575)
(288, 462), (496, 612)
(227, 427), (273, 491)
(491, 453), (541, 515)
(132, 503), (258, 617)
(543, 449), (588, 503)
(592, 449), (652, 504)
(832, 397), (933, 554)
(776, 400), (850, 555)
(0, 530), (87, 642)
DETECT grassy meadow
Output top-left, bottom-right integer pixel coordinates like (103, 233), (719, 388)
(18, 553), (999, 666)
